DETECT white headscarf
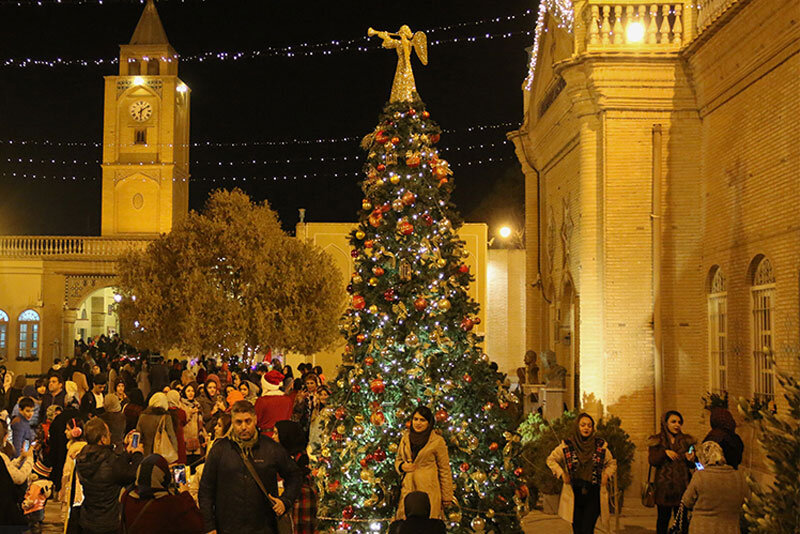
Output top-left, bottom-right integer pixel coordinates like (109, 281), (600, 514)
(148, 392), (169, 410)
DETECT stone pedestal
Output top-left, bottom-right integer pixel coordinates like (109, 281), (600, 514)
(522, 384), (546, 415)
(542, 387), (567, 421)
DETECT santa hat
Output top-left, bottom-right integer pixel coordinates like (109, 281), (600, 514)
(261, 370), (284, 393)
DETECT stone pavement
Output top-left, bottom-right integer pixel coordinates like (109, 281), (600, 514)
(522, 510), (657, 534)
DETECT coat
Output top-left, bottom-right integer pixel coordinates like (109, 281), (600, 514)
(120, 490), (205, 534)
(648, 431), (696, 507)
(255, 393), (294, 436)
(75, 444), (142, 532)
(681, 465), (748, 534)
(198, 436), (303, 534)
(546, 440), (616, 528)
(393, 431), (454, 520)
(136, 408), (178, 457)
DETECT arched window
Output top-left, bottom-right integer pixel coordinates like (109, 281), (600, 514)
(0, 310), (8, 360)
(707, 267), (727, 393)
(17, 309), (40, 361)
(750, 257), (775, 401)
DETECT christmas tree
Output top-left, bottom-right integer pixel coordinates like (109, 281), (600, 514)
(313, 25), (524, 534)
(738, 357), (800, 534)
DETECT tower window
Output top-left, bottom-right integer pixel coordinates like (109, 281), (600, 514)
(707, 267), (727, 394)
(751, 256), (776, 403)
(128, 58), (141, 75)
(134, 128), (147, 145)
(18, 309), (40, 361)
(147, 59), (160, 75)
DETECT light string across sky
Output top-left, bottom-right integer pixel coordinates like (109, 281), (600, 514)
(0, 10), (533, 68)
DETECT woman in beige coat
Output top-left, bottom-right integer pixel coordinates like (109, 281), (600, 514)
(394, 406), (454, 520)
(681, 441), (748, 534)
(547, 413), (616, 534)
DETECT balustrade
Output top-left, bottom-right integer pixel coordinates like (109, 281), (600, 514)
(0, 235), (151, 258)
(581, 2), (690, 51)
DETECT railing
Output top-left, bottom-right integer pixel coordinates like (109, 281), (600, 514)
(581, 2), (690, 51)
(695, 0), (739, 31)
(0, 236), (152, 258)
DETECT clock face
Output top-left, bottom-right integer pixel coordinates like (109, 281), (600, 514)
(129, 100), (153, 122)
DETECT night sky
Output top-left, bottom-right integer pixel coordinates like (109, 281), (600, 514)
(0, 0), (533, 236)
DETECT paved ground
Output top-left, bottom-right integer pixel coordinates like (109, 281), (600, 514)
(36, 501), (657, 533)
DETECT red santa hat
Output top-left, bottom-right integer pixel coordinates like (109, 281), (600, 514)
(261, 370), (285, 393)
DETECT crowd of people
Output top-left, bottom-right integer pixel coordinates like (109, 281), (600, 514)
(0, 341), (753, 534)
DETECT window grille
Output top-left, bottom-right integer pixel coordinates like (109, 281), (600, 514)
(708, 268), (727, 393)
(0, 309), (7, 359)
(17, 309), (40, 361)
(751, 258), (775, 402)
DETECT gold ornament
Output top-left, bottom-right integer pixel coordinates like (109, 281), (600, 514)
(486, 509), (495, 519)
(367, 26), (428, 103)
(436, 258), (447, 268)
(368, 277), (379, 286)
(353, 425), (364, 435)
(390, 174), (401, 184)
(373, 328), (384, 338)
(470, 517), (486, 531)
(360, 468), (374, 482)
(448, 509), (463, 523)
(470, 470), (487, 484)
(336, 424), (346, 435)
(369, 305), (379, 314)
(352, 275), (363, 285)
(355, 230), (366, 240)
(438, 298), (451, 312)
(354, 413), (365, 423)
(388, 442), (398, 453)
(405, 333), (420, 347)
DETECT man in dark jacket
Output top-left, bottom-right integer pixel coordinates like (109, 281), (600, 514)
(41, 373), (67, 413)
(388, 492), (447, 534)
(199, 400), (302, 534)
(703, 407), (745, 469)
(79, 373), (107, 420)
(76, 418), (143, 534)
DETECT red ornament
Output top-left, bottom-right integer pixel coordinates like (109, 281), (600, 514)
(391, 136), (400, 145)
(422, 214), (434, 226)
(335, 407), (346, 419)
(434, 166), (448, 179)
(406, 155), (421, 168)
(364, 240), (374, 249)
(514, 467), (524, 477)
(399, 221), (414, 235)
(370, 378), (385, 394)
(434, 409), (449, 423)
(430, 133), (441, 144)
(328, 480), (341, 492)
(331, 431), (343, 441)
(483, 402), (494, 412)
(438, 178), (448, 188)
(460, 462), (470, 473)
(459, 264), (469, 274)
(499, 401), (509, 409)
(343, 506), (355, 520)
(352, 295), (366, 310)
(369, 211), (383, 228)
(352, 384), (361, 393)
(370, 411), (386, 426)
(489, 442), (499, 451)
(383, 288), (396, 301)
(474, 317), (481, 325)
(356, 334), (367, 344)
(364, 356), (374, 366)
(408, 108), (416, 116)
(422, 111), (430, 119)
(460, 318), (474, 332)
(414, 297), (428, 311)
(372, 266), (384, 276)
(374, 448), (386, 462)
(377, 163), (386, 171)
(360, 458), (368, 467)
(401, 191), (416, 206)
(463, 373), (472, 383)
(380, 203), (392, 214)
(376, 131), (388, 144)
(350, 249), (359, 258)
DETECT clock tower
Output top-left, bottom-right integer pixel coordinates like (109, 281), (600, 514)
(101, 0), (190, 236)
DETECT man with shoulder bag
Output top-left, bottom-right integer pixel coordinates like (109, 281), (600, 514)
(199, 400), (302, 534)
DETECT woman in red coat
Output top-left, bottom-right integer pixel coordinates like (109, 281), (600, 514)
(120, 454), (204, 534)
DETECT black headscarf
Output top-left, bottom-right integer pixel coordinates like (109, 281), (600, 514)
(275, 420), (309, 474)
(569, 413), (596, 482)
(409, 406), (434, 461)
(130, 454), (174, 500)
(404, 491), (431, 518)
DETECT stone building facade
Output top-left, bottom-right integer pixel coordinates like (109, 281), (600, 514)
(509, 0), (799, 483)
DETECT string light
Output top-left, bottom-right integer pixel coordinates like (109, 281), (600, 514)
(523, 0), (574, 91)
(0, 122), (518, 148)
(0, 11), (533, 68)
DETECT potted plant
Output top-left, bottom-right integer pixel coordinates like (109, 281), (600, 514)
(596, 416), (636, 513)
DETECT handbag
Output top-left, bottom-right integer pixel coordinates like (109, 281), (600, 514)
(641, 465), (656, 508)
(667, 502), (691, 534)
(154, 415), (179, 464)
(238, 449), (294, 534)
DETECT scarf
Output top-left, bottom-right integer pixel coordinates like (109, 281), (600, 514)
(129, 454), (174, 500)
(228, 426), (259, 456)
(565, 413), (601, 483)
(408, 412), (434, 461)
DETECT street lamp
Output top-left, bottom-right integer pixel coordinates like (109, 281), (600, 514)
(499, 226), (512, 239)
(627, 21), (645, 43)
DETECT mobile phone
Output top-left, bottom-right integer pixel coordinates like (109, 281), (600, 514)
(130, 431), (141, 449)
(172, 464), (187, 485)
(688, 445), (694, 454)
(23, 440), (30, 452)
(695, 462), (704, 471)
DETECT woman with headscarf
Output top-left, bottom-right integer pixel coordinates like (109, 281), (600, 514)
(180, 382), (205, 464)
(71, 372), (89, 404)
(120, 454), (204, 534)
(63, 381), (81, 411)
(60, 417), (87, 533)
(238, 381), (258, 405)
(547, 413), (617, 534)
(649, 410), (697, 534)
(197, 374), (225, 432)
(703, 407), (744, 469)
(136, 393), (178, 459)
(6, 374), (26, 411)
(393, 406), (454, 521)
(166, 390), (188, 464)
(681, 441), (748, 534)
(275, 420), (316, 534)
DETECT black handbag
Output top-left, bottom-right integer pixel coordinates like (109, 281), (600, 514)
(641, 465), (656, 508)
(238, 449), (294, 534)
(668, 502), (691, 534)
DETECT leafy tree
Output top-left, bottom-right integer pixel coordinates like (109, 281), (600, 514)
(313, 95), (524, 534)
(115, 188), (345, 356)
(739, 359), (800, 534)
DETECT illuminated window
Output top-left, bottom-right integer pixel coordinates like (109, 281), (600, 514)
(128, 58), (140, 75)
(750, 257), (775, 402)
(134, 129), (147, 145)
(17, 309), (40, 361)
(707, 267), (727, 393)
(0, 309), (8, 360)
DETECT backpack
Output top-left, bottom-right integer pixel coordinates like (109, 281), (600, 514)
(153, 415), (178, 463)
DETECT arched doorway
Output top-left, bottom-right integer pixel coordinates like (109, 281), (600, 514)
(74, 287), (121, 342)
(558, 277), (580, 410)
